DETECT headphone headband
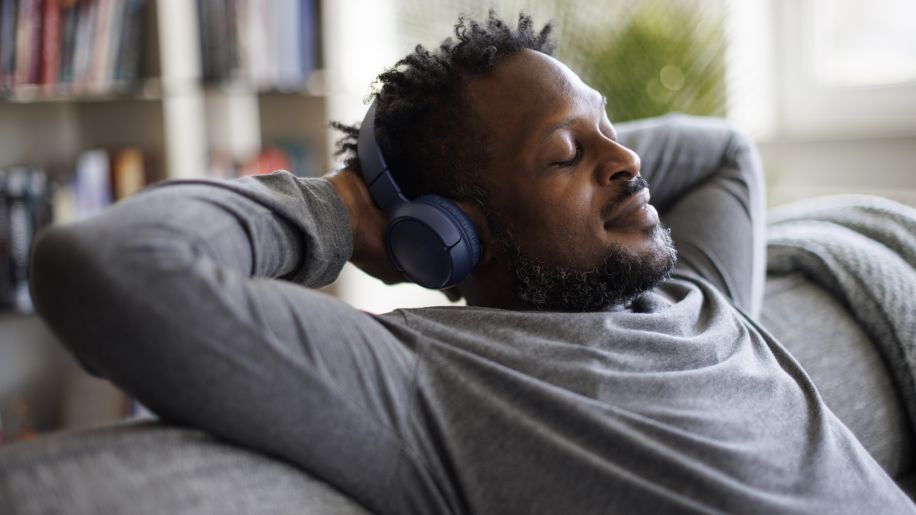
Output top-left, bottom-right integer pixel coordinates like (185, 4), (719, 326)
(357, 100), (407, 215)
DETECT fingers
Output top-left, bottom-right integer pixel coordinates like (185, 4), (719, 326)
(443, 287), (463, 302)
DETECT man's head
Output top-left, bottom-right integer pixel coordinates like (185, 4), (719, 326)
(333, 12), (676, 312)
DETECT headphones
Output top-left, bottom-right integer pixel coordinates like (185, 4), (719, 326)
(357, 99), (481, 289)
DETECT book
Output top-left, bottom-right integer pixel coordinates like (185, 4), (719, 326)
(70, 0), (96, 91)
(0, 167), (53, 311)
(14, 0), (39, 85)
(73, 149), (112, 219)
(0, 0), (16, 89)
(275, 0), (300, 89)
(89, 0), (115, 90)
(57, 0), (78, 85)
(113, 0), (143, 83)
(1, 0), (147, 93)
(110, 146), (145, 200)
(299, 0), (315, 79)
(39, 0), (60, 87)
(0, 169), (11, 308)
(5, 167), (34, 312)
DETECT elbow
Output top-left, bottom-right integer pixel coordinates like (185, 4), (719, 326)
(30, 223), (94, 324)
(29, 223), (111, 375)
(30, 210), (196, 377)
(30, 218), (172, 377)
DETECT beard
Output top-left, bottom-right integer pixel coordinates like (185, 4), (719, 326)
(501, 223), (677, 312)
(486, 175), (678, 312)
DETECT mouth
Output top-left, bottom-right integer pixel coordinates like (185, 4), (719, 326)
(604, 189), (657, 229)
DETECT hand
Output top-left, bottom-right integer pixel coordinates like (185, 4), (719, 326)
(324, 168), (405, 285)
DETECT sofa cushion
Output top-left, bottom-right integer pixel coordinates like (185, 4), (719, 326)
(761, 272), (913, 479)
(0, 419), (371, 515)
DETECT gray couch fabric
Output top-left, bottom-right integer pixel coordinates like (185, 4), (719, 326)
(0, 419), (371, 515)
(762, 272), (912, 478)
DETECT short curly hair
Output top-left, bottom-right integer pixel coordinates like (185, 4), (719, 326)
(331, 11), (555, 208)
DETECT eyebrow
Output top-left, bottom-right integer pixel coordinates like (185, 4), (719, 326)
(538, 94), (609, 144)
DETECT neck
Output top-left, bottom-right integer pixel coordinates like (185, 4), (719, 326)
(460, 259), (522, 310)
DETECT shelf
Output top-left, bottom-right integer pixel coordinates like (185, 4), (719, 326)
(0, 80), (164, 105)
(201, 69), (330, 98)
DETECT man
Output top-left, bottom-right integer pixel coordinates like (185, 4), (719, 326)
(29, 12), (914, 514)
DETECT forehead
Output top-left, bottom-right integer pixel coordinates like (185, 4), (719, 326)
(466, 50), (600, 153)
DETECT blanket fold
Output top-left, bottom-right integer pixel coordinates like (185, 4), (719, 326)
(767, 194), (916, 432)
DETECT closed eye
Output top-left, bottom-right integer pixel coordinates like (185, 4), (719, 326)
(552, 143), (583, 168)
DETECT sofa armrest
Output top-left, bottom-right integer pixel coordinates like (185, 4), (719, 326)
(0, 418), (371, 515)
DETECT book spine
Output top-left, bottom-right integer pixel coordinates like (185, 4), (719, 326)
(299, 0), (314, 81)
(88, 0), (112, 90)
(74, 149), (111, 219)
(57, 0), (76, 85)
(247, 0), (268, 88)
(102, 0), (122, 85)
(71, 0), (95, 92)
(112, 0), (141, 83)
(0, 0), (17, 89)
(14, 0), (32, 85)
(0, 169), (11, 308)
(195, 0), (210, 81)
(111, 146), (145, 200)
(224, 0), (239, 80)
(39, 0), (59, 87)
(275, 0), (297, 88)
(213, 0), (228, 82)
(6, 167), (33, 312)
(25, 0), (40, 83)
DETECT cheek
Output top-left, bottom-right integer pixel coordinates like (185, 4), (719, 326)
(512, 186), (604, 265)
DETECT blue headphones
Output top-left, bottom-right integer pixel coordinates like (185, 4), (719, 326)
(357, 99), (481, 289)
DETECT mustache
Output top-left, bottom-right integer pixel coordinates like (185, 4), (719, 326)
(600, 175), (650, 219)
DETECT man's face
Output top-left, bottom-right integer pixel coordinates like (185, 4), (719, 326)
(466, 50), (676, 311)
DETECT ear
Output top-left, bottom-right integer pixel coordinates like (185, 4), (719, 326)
(454, 199), (495, 267)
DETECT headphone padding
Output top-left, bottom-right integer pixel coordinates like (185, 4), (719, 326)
(414, 195), (481, 266)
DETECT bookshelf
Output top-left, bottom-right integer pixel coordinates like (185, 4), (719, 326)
(0, 0), (404, 440)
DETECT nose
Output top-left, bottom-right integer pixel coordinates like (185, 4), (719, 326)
(595, 140), (640, 185)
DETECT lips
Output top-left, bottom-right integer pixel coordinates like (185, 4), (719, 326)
(604, 188), (653, 228)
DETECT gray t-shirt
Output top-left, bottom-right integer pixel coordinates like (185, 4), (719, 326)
(29, 115), (915, 514)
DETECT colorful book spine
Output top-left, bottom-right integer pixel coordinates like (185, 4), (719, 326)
(0, 0), (16, 89)
(0, 0), (147, 94)
(39, 0), (60, 87)
(14, 0), (35, 86)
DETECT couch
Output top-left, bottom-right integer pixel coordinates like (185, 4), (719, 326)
(1, 245), (914, 514)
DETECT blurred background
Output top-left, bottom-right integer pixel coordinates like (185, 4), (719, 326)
(1, 0), (914, 442)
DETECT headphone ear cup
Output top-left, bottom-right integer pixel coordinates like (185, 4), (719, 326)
(385, 195), (481, 289)
(415, 195), (482, 266)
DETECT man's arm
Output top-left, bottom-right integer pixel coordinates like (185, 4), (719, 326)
(617, 114), (766, 317)
(28, 171), (428, 513)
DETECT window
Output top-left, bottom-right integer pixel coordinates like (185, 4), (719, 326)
(813, 0), (916, 88)
(774, 0), (916, 138)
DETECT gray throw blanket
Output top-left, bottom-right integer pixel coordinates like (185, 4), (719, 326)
(767, 195), (916, 431)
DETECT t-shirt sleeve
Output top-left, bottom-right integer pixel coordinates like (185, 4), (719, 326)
(28, 171), (424, 513)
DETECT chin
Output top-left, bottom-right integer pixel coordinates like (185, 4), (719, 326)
(511, 223), (678, 312)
